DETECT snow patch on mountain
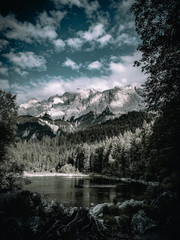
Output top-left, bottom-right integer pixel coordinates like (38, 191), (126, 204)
(39, 119), (59, 134)
(52, 97), (64, 104)
(22, 129), (30, 138)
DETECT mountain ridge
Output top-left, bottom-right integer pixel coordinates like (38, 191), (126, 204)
(18, 85), (145, 121)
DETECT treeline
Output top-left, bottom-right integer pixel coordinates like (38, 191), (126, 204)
(59, 111), (152, 144)
(10, 111), (157, 180)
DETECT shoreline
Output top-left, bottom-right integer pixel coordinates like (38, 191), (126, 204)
(23, 171), (159, 186)
(23, 171), (89, 177)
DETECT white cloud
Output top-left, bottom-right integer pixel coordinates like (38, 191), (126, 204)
(13, 76), (109, 104)
(97, 34), (112, 47)
(13, 52), (147, 104)
(12, 78), (66, 104)
(14, 72), (144, 104)
(82, 0), (100, 17)
(0, 68), (9, 76)
(0, 14), (57, 43)
(14, 67), (28, 76)
(88, 61), (102, 70)
(66, 38), (84, 50)
(118, 21), (135, 33)
(110, 0), (135, 37)
(113, 33), (138, 46)
(38, 10), (65, 28)
(53, 39), (65, 51)
(72, 23), (112, 50)
(110, 62), (126, 74)
(0, 10), (66, 45)
(50, 10), (67, 24)
(4, 51), (47, 71)
(79, 23), (105, 41)
(53, 0), (82, 8)
(63, 58), (80, 70)
(121, 0), (135, 10)
(0, 39), (8, 51)
(0, 79), (10, 89)
(75, 23), (113, 50)
(112, 0), (135, 15)
(38, 11), (57, 27)
(0, 62), (9, 76)
(53, 0), (99, 17)
(109, 52), (147, 86)
(63, 76), (111, 91)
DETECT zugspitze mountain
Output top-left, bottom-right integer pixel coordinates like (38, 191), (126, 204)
(18, 85), (144, 121)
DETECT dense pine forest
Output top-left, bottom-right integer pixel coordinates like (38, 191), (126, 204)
(12, 111), (155, 179)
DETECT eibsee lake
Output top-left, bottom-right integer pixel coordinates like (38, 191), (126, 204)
(25, 176), (147, 207)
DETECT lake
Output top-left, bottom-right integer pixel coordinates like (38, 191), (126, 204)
(25, 175), (147, 207)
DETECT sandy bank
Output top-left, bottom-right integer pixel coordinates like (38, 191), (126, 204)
(23, 171), (89, 177)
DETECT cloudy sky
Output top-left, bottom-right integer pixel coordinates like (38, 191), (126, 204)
(0, 0), (146, 104)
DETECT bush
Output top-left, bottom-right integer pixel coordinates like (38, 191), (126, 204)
(59, 164), (76, 173)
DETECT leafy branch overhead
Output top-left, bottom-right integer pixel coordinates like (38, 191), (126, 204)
(131, 0), (180, 112)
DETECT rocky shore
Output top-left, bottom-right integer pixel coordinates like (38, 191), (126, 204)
(0, 189), (178, 240)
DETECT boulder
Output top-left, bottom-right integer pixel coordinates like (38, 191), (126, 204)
(131, 210), (157, 236)
(92, 203), (113, 216)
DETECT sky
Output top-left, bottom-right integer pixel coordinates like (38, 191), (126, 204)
(0, 0), (147, 104)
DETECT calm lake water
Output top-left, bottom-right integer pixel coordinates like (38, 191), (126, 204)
(25, 176), (147, 207)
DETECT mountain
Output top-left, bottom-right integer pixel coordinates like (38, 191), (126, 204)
(18, 85), (144, 120)
(16, 115), (74, 140)
(17, 85), (145, 140)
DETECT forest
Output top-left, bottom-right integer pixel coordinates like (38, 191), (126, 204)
(9, 104), (179, 188)
(11, 111), (156, 179)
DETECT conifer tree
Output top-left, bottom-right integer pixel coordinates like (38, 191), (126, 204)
(0, 90), (28, 189)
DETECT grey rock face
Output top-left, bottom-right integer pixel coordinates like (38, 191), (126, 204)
(18, 86), (144, 121)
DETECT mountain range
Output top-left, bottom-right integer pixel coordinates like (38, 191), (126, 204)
(17, 85), (145, 140)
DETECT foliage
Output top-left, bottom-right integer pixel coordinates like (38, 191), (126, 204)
(59, 164), (76, 173)
(131, 0), (180, 188)
(0, 89), (28, 189)
(0, 160), (30, 190)
(0, 90), (17, 162)
(131, 0), (180, 112)
(0, 190), (109, 240)
(58, 111), (152, 145)
(0, 190), (178, 240)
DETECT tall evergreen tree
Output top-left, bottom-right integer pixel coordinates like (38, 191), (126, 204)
(0, 90), (17, 162)
(0, 90), (28, 189)
(131, 0), (180, 185)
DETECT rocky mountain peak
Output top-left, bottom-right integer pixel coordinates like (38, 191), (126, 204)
(18, 85), (144, 120)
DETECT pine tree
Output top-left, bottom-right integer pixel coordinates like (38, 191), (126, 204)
(0, 90), (29, 189)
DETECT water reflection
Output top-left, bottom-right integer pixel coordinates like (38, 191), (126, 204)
(25, 176), (146, 207)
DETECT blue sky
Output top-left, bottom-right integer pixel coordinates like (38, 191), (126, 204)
(0, 0), (146, 104)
